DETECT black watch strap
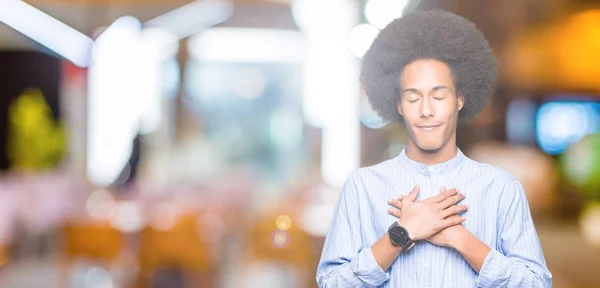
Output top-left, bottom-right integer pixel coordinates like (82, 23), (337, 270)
(388, 222), (415, 251)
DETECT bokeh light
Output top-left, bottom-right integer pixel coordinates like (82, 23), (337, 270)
(84, 266), (114, 288)
(109, 201), (144, 233)
(580, 201), (600, 248)
(347, 24), (379, 58)
(86, 189), (116, 220)
(364, 0), (409, 29)
(149, 202), (179, 231)
(270, 230), (290, 249)
(359, 94), (387, 129)
(561, 133), (600, 199)
(536, 101), (600, 155)
(275, 215), (292, 231)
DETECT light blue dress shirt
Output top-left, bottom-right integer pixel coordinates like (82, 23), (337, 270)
(316, 148), (552, 287)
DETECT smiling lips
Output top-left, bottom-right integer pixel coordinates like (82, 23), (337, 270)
(416, 124), (443, 131)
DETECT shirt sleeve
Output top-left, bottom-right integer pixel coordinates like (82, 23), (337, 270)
(476, 179), (553, 288)
(316, 173), (390, 288)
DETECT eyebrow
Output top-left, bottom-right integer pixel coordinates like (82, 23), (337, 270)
(401, 85), (450, 95)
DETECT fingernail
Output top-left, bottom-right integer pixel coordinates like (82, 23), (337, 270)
(388, 208), (394, 213)
(456, 188), (459, 193)
(462, 217), (466, 221)
(388, 199), (393, 204)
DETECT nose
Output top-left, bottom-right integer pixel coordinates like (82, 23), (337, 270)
(420, 96), (435, 118)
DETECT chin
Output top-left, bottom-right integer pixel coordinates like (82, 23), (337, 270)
(412, 138), (445, 152)
(416, 144), (443, 152)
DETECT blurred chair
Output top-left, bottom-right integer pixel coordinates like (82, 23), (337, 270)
(238, 211), (317, 288)
(60, 220), (124, 286)
(136, 212), (215, 288)
(0, 243), (6, 268)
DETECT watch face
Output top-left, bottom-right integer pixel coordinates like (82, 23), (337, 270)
(389, 226), (410, 246)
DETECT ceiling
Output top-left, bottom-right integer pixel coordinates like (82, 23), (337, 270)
(0, 0), (297, 49)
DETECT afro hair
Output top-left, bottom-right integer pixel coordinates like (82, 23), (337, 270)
(360, 9), (497, 124)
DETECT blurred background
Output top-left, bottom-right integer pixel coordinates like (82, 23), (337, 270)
(0, 0), (599, 287)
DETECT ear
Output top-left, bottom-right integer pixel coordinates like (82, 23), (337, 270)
(396, 98), (403, 116)
(457, 95), (465, 111)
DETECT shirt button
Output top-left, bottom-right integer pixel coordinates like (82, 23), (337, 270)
(422, 263), (428, 268)
(428, 167), (434, 173)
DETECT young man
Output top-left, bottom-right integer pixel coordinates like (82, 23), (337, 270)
(316, 10), (552, 287)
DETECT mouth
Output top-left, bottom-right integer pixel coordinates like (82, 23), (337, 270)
(416, 124), (443, 132)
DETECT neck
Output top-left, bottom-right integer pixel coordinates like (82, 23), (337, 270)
(406, 137), (458, 166)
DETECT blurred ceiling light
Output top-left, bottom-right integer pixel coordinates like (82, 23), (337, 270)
(87, 16), (142, 187)
(365, 0), (410, 29)
(188, 28), (305, 63)
(0, 0), (93, 67)
(293, 0), (360, 187)
(145, 0), (233, 40)
(348, 24), (379, 58)
(138, 27), (179, 61)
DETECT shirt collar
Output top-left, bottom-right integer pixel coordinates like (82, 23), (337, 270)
(398, 147), (465, 175)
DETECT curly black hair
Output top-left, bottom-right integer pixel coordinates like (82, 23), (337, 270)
(360, 9), (497, 124)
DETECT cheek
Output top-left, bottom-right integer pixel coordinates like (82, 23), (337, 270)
(400, 104), (418, 119)
(436, 102), (459, 118)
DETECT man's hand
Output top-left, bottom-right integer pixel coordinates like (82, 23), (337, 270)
(426, 186), (470, 248)
(387, 185), (467, 241)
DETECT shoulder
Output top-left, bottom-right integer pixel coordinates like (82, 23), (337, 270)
(462, 155), (518, 184)
(462, 156), (524, 200)
(347, 157), (399, 187)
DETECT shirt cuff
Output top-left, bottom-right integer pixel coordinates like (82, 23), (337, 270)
(476, 249), (513, 287)
(350, 247), (390, 287)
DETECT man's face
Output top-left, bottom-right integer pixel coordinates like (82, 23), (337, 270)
(397, 59), (464, 152)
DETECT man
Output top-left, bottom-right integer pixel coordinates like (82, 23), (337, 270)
(316, 9), (552, 288)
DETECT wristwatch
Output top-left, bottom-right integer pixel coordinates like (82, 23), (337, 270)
(388, 222), (415, 251)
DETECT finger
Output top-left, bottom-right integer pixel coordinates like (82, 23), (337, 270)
(407, 185), (420, 202)
(440, 204), (468, 219)
(388, 207), (402, 219)
(440, 215), (466, 228)
(437, 193), (465, 210)
(387, 198), (402, 210)
(429, 188), (457, 203)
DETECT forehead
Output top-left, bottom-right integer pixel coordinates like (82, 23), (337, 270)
(400, 59), (454, 91)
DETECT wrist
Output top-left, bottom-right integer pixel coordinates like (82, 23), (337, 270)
(452, 229), (471, 251)
(397, 219), (421, 241)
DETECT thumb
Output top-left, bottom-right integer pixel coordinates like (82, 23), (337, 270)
(408, 185), (420, 202)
